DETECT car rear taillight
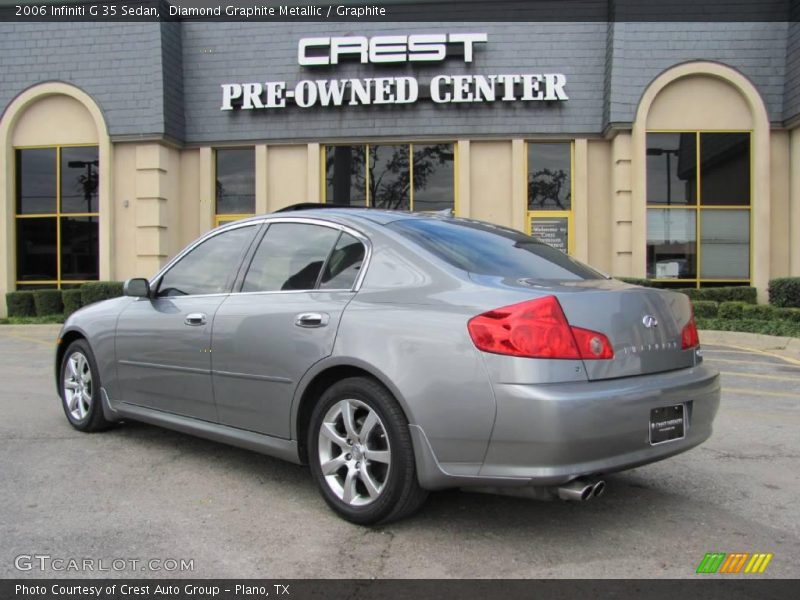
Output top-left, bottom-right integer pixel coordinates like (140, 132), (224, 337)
(681, 305), (700, 350)
(467, 296), (614, 360)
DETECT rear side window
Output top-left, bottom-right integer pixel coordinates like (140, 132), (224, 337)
(320, 232), (365, 290)
(242, 223), (340, 292)
(387, 218), (604, 280)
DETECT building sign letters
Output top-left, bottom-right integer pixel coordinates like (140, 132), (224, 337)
(220, 33), (568, 111)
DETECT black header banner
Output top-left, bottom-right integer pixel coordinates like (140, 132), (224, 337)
(0, 0), (798, 22)
(2, 579), (798, 600)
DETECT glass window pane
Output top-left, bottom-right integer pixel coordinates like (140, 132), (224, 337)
(216, 148), (255, 214)
(412, 144), (454, 212)
(530, 216), (569, 253)
(527, 143), (571, 210)
(157, 225), (257, 297)
(700, 133), (750, 206)
(370, 145), (410, 210)
(646, 209), (697, 279)
(61, 146), (99, 213)
(16, 148), (56, 214)
(243, 223), (340, 292)
(60, 216), (99, 281)
(16, 217), (57, 281)
(15, 283), (58, 290)
(320, 232), (365, 290)
(387, 218), (604, 280)
(326, 146), (366, 206)
(700, 210), (750, 279)
(646, 133), (697, 206)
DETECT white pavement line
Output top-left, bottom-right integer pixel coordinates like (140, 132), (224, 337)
(724, 388), (799, 399)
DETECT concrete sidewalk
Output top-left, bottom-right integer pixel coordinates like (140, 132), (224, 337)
(699, 329), (800, 364)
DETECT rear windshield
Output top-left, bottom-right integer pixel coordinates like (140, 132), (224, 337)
(387, 218), (605, 280)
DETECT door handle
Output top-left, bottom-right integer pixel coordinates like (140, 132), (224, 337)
(295, 312), (330, 328)
(184, 313), (207, 326)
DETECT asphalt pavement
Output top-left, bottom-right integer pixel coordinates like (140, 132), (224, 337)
(0, 325), (798, 579)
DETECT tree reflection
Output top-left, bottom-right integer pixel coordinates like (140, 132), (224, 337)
(528, 168), (569, 210)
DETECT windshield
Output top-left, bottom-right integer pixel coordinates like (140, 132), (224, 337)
(387, 218), (605, 281)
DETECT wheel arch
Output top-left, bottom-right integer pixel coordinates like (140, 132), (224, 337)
(55, 327), (90, 389)
(291, 358), (414, 465)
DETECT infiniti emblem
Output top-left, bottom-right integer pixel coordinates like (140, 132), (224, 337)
(642, 315), (659, 328)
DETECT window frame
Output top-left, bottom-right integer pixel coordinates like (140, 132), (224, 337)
(149, 217), (371, 299)
(152, 221), (262, 299)
(236, 218), (371, 295)
(214, 146), (256, 227)
(14, 143), (100, 289)
(320, 142), (458, 214)
(646, 129), (753, 288)
(525, 140), (575, 255)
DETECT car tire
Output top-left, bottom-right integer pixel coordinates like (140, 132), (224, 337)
(308, 376), (428, 525)
(59, 339), (113, 433)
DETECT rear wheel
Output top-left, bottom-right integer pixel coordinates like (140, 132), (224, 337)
(59, 340), (112, 432)
(308, 377), (428, 525)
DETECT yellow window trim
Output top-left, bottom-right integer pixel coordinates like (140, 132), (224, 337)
(320, 142), (457, 214)
(214, 214), (254, 227)
(213, 147), (256, 223)
(525, 140), (575, 255)
(14, 144), (101, 290)
(646, 130), (753, 288)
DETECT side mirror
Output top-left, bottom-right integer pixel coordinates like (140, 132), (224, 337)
(123, 278), (150, 298)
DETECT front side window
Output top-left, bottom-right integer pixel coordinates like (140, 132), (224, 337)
(15, 146), (99, 289)
(215, 147), (255, 226)
(646, 131), (751, 287)
(242, 223), (341, 292)
(157, 226), (257, 297)
(527, 142), (573, 255)
(323, 143), (454, 213)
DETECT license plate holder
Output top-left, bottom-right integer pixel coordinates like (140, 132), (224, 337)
(649, 404), (685, 445)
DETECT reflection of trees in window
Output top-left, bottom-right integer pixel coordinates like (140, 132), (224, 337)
(326, 146), (366, 206)
(527, 143), (572, 211)
(326, 144), (455, 211)
(215, 148), (255, 215)
(528, 168), (570, 210)
(15, 146), (100, 288)
(369, 146), (410, 210)
(413, 144), (454, 212)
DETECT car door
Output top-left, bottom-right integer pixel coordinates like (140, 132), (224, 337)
(115, 223), (261, 421)
(211, 220), (367, 438)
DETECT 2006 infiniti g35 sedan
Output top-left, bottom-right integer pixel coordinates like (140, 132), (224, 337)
(56, 206), (720, 524)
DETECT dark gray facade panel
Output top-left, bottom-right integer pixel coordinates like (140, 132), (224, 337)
(607, 22), (788, 125)
(161, 20), (185, 141)
(785, 21), (800, 122)
(180, 21), (608, 143)
(1, 21), (797, 142)
(0, 22), (166, 136)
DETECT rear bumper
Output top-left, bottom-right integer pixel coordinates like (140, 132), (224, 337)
(412, 364), (720, 490)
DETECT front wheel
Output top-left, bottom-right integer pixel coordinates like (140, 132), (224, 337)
(59, 340), (113, 432)
(308, 377), (428, 525)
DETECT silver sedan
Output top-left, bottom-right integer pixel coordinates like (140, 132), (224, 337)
(55, 207), (720, 524)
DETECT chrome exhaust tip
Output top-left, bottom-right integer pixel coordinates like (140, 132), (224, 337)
(557, 479), (595, 502)
(591, 480), (606, 498)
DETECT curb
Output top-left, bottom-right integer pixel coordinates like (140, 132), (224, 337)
(700, 329), (800, 363)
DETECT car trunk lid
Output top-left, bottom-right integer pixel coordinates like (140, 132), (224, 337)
(469, 276), (698, 380)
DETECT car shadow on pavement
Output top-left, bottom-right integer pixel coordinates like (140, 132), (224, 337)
(106, 419), (692, 537)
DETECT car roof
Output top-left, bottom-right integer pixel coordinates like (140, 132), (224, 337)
(235, 206), (434, 228)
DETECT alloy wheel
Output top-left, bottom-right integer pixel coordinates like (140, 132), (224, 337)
(63, 351), (93, 421)
(317, 398), (392, 507)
